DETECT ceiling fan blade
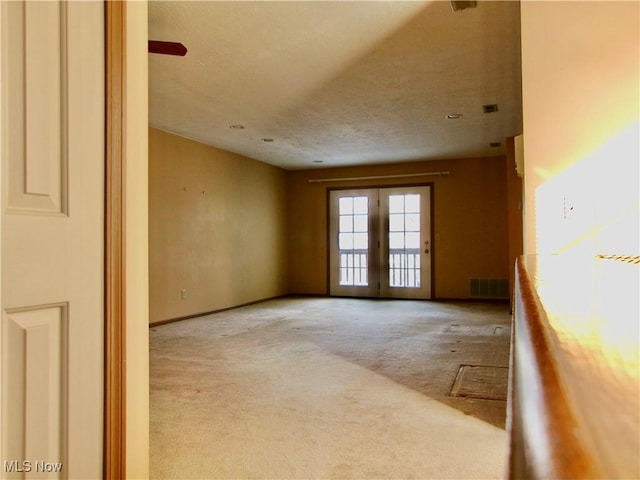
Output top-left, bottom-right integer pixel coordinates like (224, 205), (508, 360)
(148, 40), (187, 56)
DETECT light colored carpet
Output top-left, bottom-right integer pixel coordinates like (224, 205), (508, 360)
(150, 297), (510, 479)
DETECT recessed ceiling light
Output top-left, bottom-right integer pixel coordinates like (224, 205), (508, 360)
(260, 138), (274, 143)
(229, 124), (245, 129)
(446, 113), (463, 119)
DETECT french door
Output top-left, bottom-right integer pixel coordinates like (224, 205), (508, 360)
(329, 186), (432, 299)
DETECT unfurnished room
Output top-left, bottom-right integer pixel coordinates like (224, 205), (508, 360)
(145, 1), (640, 479)
(147, 1), (521, 477)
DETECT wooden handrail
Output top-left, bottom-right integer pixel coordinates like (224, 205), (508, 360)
(508, 255), (639, 479)
(508, 257), (598, 479)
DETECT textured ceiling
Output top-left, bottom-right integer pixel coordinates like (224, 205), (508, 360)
(149, 1), (522, 170)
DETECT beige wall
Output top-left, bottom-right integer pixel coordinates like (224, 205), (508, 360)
(149, 128), (289, 324)
(521, 1), (639, 256)
(287, 157), (510, 298)
(126, 2), (150, 477)
(149, 134), (510, 309)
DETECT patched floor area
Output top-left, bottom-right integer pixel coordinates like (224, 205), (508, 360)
(450, 365), (510, 401)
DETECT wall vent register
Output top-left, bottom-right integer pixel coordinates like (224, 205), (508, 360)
(470, 278), (509, 299)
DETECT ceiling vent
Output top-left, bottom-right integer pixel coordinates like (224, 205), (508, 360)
(483, 104), (499, 114)
(489, 142), (502, 148)
(450, 1), (477, 12)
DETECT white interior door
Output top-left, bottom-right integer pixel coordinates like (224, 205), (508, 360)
(1, 2), (104, 478)
(329, 186), (431, 299)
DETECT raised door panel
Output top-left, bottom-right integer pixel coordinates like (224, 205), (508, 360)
(4, 1), (66, 214)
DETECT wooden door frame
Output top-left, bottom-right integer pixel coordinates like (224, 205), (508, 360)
(105, 1), (126, 478)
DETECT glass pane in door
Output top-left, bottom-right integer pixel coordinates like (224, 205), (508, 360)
(338, 196), (369, 286)
(388, 194), (421, 288)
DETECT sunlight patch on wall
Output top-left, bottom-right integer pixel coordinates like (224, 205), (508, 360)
(534, 122), (639, 256)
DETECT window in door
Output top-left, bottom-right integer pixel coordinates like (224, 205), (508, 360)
(388, 193), (422, 287)
(338, 195), (370, 286)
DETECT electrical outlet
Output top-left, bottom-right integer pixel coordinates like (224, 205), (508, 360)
(181, 289), (186, 300)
